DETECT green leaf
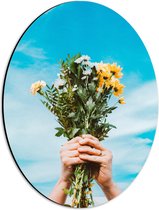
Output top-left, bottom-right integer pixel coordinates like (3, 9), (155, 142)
(64, 204), (72, 207)
(77, 88), (87, 102)
(77, 65), (82, 79)
(88, 82), (96, 93)
(55, 127), (64, 131)
(55, 127), (65, 137)
(68, 112), (76, 118)
(63, 188), (69, 195)
(109, 124), (117, 129)
(41, 100), (54, 112)
(86, 97), (95, 112)
(69, 128), (80, 138)
(55, 131), (62, 137)
(83, 173), (88, 183)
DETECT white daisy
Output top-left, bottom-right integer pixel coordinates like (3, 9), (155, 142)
(54, 78), (66, 89)
(81, 76), (87, 80)
(82, 61), (95, 68)
(74, 55), (91, 64)
(72, 85), (78, 91)
(92, 62), (99, 68)
(83, 69), (92, 75)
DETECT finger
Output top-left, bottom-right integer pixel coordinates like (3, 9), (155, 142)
(78, 146), (101, 156)
(81, 134), (98, 141)
(68, 136), (83, 144)
(79, 154), (102, 163)
(62, 150), (79, 157)
(67, 157), (85, 165)
(79, 138), (103, 150)
(102, 148), (113, 156)
(61, 143), (79, 151)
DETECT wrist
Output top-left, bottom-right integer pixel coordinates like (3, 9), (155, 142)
(98, 180), (121, 200)
(58, 177), (71, 188)
(97, 179), (114, 191)
(49, 177), (70, 204)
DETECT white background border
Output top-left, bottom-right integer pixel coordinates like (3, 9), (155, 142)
(0, 0), (159, 209)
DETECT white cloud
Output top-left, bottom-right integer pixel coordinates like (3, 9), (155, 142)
(101, 135), (153, 192)
(4, 61), (63, 162)
(104, 136), (152, 172)
(108, 80), (158, 138)
(3, 59), (158, 199)
(21, 159), (60, 183)
(16, 41), (47, 59)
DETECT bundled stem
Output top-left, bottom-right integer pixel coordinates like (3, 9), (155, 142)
(69, 163), (94, 208)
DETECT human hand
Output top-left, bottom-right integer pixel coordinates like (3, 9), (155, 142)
(50, 134), (120, 203)
(59, 136), (85, 185)
(49, 137), (85, 204)
(78, 134), (113, 189)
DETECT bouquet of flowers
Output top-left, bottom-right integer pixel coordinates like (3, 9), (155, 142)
(30, 54), (125, 208)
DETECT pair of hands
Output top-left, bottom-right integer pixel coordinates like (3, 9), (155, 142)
(49, 134), (120, 203)
(60, 134), (113, 190)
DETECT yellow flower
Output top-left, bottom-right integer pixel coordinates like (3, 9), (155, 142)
(113, 80), (125, 97)
(110, 63), (123, 79)
(118, 97), (126, 104)
(101, 70), (111, 80)
(105, 76), (117, 89)
(30, 80), (46, 95)
(97, 63), (111, 77)
(96, 63), (124, 93)
(97, 63), (112, 89)
(97, 63), (107, 73)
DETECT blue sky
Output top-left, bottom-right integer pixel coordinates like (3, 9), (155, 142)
(4, 1), (158, 206)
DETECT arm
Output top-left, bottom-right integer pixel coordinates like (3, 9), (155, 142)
(78, 134), (121, 200)
(49, 178), (70, 204)
(49, 137), (84, 204)
(98, 181), (121, 200)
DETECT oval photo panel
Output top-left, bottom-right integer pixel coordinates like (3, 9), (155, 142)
(3, 1), (158, 208)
